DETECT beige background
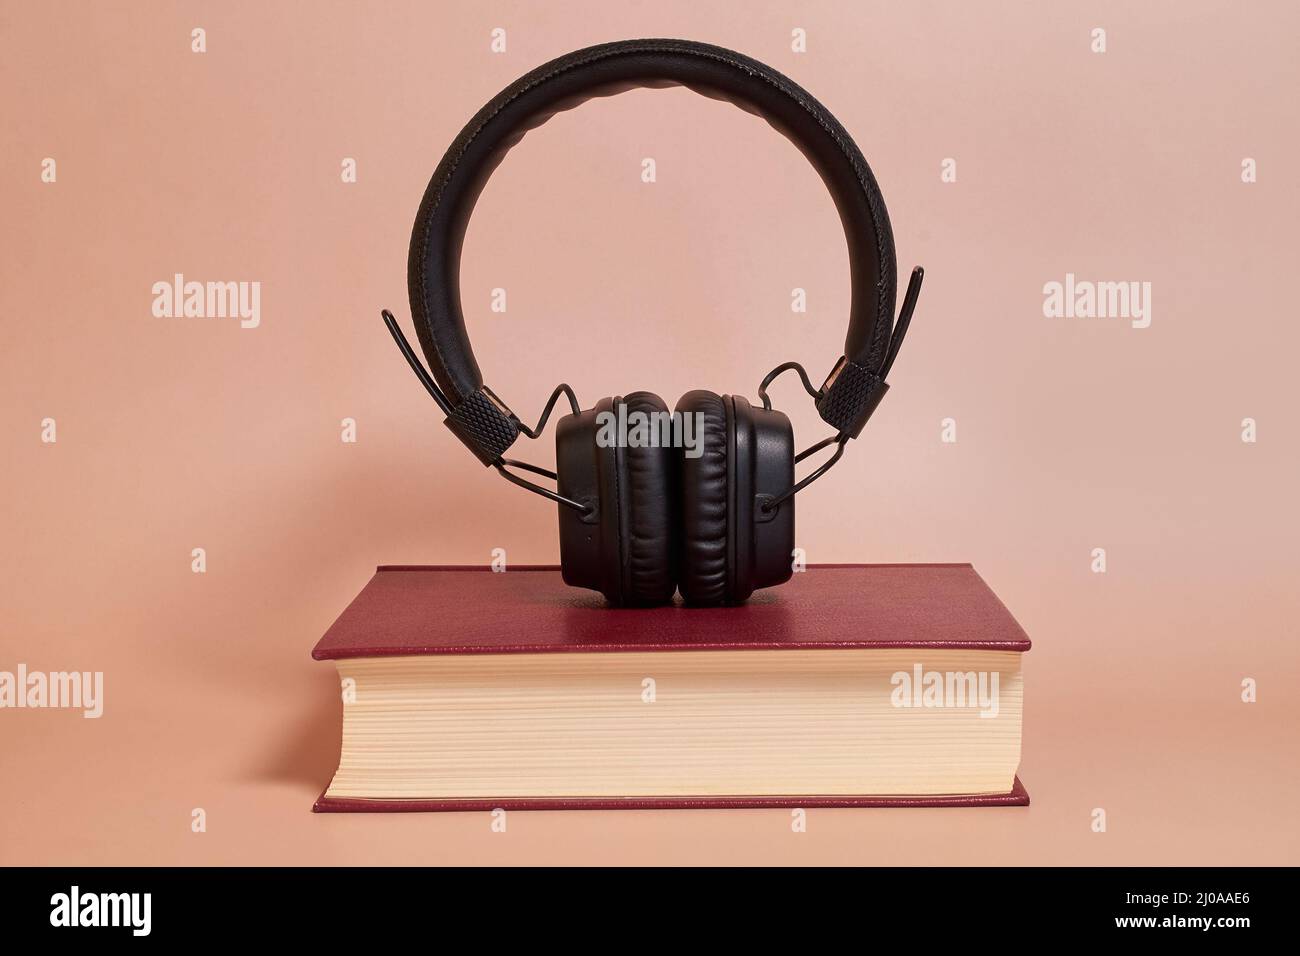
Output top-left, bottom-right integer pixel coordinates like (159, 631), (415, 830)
(2, 1), (1297, 864)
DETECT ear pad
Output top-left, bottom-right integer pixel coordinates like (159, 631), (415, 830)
(675, 390), (731, 605)
(675, 390), (798, 606)
(554, 393), (677, 606)
(612, 391), (677, 604)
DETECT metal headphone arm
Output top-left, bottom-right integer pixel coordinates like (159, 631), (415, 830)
(756, 265), (924, 513)
(382, 310), (591, 513)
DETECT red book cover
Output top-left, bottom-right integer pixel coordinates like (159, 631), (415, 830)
(313, 564), (1030, 811)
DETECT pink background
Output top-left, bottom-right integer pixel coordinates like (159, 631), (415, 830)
(2, 1), (1297, 864)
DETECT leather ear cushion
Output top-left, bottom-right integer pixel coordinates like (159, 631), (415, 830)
(675, 390), (731, 606)
(613, 392), (678, 606)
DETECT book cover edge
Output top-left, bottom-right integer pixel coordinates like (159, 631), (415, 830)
(311, 564), (1031, 660)
(312, 777), (1031, 812)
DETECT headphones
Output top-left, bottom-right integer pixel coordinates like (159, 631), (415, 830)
(383, 39), (923, 607)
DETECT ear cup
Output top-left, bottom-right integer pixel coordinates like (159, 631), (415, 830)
(554, 393), (677, 606)
(675, 390), (731, 605)
(613, 392), (677, 605)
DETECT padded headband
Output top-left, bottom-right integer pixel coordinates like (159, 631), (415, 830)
(407, 38), (898, 461)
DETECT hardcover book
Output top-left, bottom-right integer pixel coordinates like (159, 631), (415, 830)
(312, 564), (1030, 811)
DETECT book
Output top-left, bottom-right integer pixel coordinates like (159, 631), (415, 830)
(312, 564), (1030, 811)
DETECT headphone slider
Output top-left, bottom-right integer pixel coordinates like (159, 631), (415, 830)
(444, 387), (521, 465)
(815, 357), (889, 439)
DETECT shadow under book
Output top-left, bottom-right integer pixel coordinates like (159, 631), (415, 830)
(311, 564), (1030, 811)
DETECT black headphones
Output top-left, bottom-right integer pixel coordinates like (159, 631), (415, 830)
(383, 39), (923, 607)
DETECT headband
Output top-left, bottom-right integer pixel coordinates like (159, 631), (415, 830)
(406, 38), (903, 465)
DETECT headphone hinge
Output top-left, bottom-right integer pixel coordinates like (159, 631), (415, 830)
(444, 386), (521, 465)
(814, 357), (889, 439)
